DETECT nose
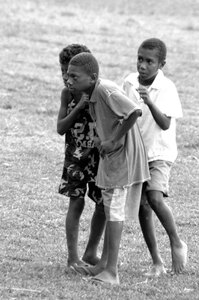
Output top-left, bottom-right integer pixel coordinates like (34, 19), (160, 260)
(139, 61), (146, 70)
(62, 72), (68, 80)
(67, 77), (73, 86)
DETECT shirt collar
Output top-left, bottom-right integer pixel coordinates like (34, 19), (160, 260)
(127, 69), (165, 90)
(90, 79), (100, 103)
(150, 69), (165, 89)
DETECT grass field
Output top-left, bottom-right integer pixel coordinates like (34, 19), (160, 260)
(0, 0), (199, 299)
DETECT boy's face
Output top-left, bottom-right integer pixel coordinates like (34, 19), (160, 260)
(60, 64), (69, 86)
(137, 47), (164, 81)
(67, 64), (95, 93)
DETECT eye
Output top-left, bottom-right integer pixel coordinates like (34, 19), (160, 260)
(61, 70), (67, 77)
(138, 57), (143, 63)
(72, 75), (78, 81)
(67, 73), (77, 80)
(147, 60), (153, 65)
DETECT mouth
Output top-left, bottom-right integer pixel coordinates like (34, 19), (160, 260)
(68, 85), (74, 91)
(139, 72), (147, 78)
(64, 81), (74, 90)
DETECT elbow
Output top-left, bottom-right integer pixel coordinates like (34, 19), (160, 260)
(57, 125), (65, 136)
(161, 116), (171, 130)
(162, 124), (170, 131)
(161, 121), (170, 130)
(57, 129), (64, 136)
(136, 109), (142, 117)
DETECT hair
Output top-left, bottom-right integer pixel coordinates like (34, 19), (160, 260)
(138, 38), (167, 63)
(59, 44), (91, 65)
(69, 53), (99, 77)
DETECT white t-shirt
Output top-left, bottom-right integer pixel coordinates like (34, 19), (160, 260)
(123, 70), (183, 163)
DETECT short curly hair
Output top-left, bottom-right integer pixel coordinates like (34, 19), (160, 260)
(69, 53), (99, 77)
(59, 44), (91, 65)
(138, 38), (167, 63)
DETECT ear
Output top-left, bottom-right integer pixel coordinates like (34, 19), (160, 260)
(90, 73), (98, 83)
(159, 60), (166, 69)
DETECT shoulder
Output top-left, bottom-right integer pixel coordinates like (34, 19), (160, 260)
(61, 87), (73, 105)
(123, 73), (139, 93)
(123, 72), (138, 84)
(97, 79), (123, 97)
(61, 87), (72, 98)
(157, 70), (178, 91)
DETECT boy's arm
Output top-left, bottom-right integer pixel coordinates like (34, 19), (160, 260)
(100, 109), (142, 158)
(57, 88), (89, 135)
(138, 87), (171, 130)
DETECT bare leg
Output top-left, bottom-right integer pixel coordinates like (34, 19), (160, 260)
(147, 190), (187, 274)
(82, 202), (106, 265)
(66, 197), (84, 267)
(139, 201), (166, 276)
(92, 221), (123, 285)
(76, 223), (108, 276)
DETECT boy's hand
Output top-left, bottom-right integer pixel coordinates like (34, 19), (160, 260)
(93, 137), (101, 150)
(99, 140), (114, 159)
(137, 87), (152, 106)
(76, 93), (89, 110)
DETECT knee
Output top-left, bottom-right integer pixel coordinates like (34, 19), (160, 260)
(147, 191), (163, 210)
(140, 201), (150, 212)
(139, 201), (151, 218)
(69, 198), (85, 216)
(95, 202), (105, 216)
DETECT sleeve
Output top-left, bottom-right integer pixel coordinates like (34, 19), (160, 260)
(123, 77), (141, 105)
(123, 80), (130, 95)
(157, 82), (183, 119)
(106, 90), (141, 120)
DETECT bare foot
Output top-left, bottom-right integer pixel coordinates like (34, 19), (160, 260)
(92, 270), (119, 285)
(68, 260), (89, 268)
(88, 264), (105, 276)
(67, 260), (90, 275)
(144, 264), (167, 277)
(73, 264), (105, 276)
(171, 240), (188, 274)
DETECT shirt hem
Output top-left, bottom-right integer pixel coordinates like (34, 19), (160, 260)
(148, 156), (177, 163)
(96, 177), (150, 189)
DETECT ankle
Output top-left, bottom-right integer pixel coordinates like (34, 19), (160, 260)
(170, 237), (182, 248)
(151, 252), (163, 266)
(67, 258), (79, 267)
(153, 261), (164, 267)
(82, 254), (99, 266)
(106, 266), (118, 277)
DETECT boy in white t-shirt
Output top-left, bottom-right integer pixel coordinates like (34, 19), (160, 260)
(123, 38), (187, 276)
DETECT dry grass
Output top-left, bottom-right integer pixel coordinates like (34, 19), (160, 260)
(0, 0), (199, 299)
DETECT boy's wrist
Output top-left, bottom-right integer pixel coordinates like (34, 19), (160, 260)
(109, 139), (115, 146)
(146, 99), (153, 108)
(75, 103), (84, 111)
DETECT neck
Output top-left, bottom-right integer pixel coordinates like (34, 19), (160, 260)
(85, 82), (96, 98)
(138, 73), (157, 86)
(71, 90), (82, 102)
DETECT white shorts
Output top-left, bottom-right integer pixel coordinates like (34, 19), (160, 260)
(141, 160), (173, 206)
(102, 183), (142, 221)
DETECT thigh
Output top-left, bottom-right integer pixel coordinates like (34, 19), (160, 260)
(84, 148), (100, 181)
(102, 188), (128, 221)
(125, 183), (143, 220)
(59, 163), (87, 199)
(146, 160), (172, 197)
(87, 181), (103, 205)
